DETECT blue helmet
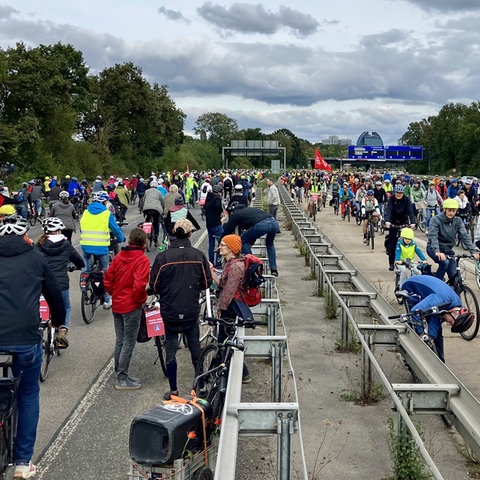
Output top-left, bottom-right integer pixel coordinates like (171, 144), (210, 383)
(366, 189), (375, 196)
(394, 185), (405, 193)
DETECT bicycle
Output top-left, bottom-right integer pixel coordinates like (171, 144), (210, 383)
(39, 296), (62, 382)
(447, 254), (480, 340)
(393, 259), (430, 303)
(198, 288), (218, 348)
(364, 212), (377, 250)
(28, 203), (40, 227)
(144, 294), (167, 377)
(0, 352), (20, 478)
(193, 315), (266, 422)
(415, 207), (426, 233)
(456, 213), (474, 248)
(137, 195), (145, 214)
(332, 194), (340, 216)
(138, 220), (154, 252)
(342, 199), (352, 222)
(309, 193), (319, 222)
(80, 260), (104, 324)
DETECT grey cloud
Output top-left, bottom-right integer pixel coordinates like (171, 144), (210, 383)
(0, 5), (17, 19)
(197, 2), (318, 36)
(158, 6), (189, 23)
(402, 0), (480, 13)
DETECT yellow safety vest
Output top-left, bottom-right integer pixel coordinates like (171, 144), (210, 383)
(80, 210), (111, 246)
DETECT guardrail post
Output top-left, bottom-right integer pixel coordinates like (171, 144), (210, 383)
(361, 331), (373, 400)
(341, 307), (349, 347)
(267, 303), (277, 336)
(277, 412), (294, 480)
(272, 340), (284, 402)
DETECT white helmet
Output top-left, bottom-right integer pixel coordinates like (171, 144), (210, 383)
(0, 215), (29, 236)
(42, 217), (65, 233)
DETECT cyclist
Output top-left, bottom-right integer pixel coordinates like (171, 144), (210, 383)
(410, 179), (425, 220)
(427, 198), (479, 281)
(374, 180), (388, 216)
(361, 190), (381, 243)
(401, 275), (474, 362)
(329, 179), (340, 208)
(384, 185), (416, 271)
(394, 227), (428, 287)
(339, 182), (354, 218)
(36, 217), (85, 348)
(149, 218), (212, 400)
(0, 214), (66, 479)
(142, 180), (165, 246)
(446, 178), (460, 198)
(164, 194), (200, 237)
(29, 179), (45, 219)
(50, 191), (77, 243)
(424, 181), (443, 233)
(79, 191), (125, 309)
(92, 175), (104, 193)
(114, 179), (130, 223)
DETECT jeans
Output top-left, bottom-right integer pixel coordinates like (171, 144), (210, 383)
(241, 217), (279, 270)
(82, 252), (111, 303)
(164, 322), (201, 392)
(207, 224), (224, 265)
(1, 342), (42, 464)
(426, 246), (456, 281)
(425, 206), (440, 228)
(61, 289), (71, 329)
(113, 307), (142, 381)
(33, 199), (42, 217)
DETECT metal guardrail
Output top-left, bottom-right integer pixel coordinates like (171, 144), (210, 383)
(280, 185), (480, 480)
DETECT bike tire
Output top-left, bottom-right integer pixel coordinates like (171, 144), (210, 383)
(40, 327), (53, 382)
(312, 205), (316, 222)
(459, 285), (480, 340)
(417, 213), (426, 233)
(81, 286), (100, 324)
(346, 207), (351, 222)
(475, 261), (480, 290)
(207, 381), (226, 423)
(29, 215), (37, 227)
(369, 221), (375, 250)
(195, 343), (219, 398)
(154, 335), (168, 377)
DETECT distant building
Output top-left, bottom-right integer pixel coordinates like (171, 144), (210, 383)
(356, 131), (384, 147)
(322, 135), (352, 146)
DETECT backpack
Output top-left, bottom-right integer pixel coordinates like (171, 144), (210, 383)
(234, 254), (265, 307)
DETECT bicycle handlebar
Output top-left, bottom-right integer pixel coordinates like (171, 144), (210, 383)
(388, 302), (451, 321)
(203, 316), (267, 329)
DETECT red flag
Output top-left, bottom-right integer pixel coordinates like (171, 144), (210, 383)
(314, 149), (332, 172)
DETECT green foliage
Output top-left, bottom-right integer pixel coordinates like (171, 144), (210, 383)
(387, 417), (431, 480)
(194, 112), (238, 150)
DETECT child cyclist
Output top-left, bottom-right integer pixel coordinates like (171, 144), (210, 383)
(394, 227), (429, 287)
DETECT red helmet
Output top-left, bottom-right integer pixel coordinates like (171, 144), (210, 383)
(451, 307), (474, 333)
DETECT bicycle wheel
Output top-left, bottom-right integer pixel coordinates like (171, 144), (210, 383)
(312, 204), (317, 222)
(459, 285), (480, 340)
(346, 206), (351, 222)
(29, 214), (37, 227)
(40, 327), (53, 382)
(81, 285), (100, 324)
(207, 381), (226, 422)
(154, 335), (168, 377)
(379, 220), (385, 235)
(334, 199), (339, 215)
(369, 221), (375, 250)
(417, 212), (426, 233)
(195, 343), (219, 398)
(475, 261), (480, 290)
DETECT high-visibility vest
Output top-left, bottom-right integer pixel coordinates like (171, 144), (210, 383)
(80, 210), (110, 246)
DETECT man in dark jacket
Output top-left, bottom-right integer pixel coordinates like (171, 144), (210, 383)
(0, 215), (66, 478)
(205, 185), (224, 266)
(223, 203), (279, 276)
(149, 218), (212, 400)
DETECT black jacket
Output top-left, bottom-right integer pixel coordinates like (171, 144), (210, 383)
(204, 192), (223, 229)
(0, 235), (66, 346)
(149, 237), (212, 329)
(223, 207), (272, 234)
(35, 236), (85, 290)
(384, 195), (415, 226)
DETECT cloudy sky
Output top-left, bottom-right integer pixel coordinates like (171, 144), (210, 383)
(1, 1), (480, 146)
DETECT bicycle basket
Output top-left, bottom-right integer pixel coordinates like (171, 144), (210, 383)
(0, 377), (20, 416)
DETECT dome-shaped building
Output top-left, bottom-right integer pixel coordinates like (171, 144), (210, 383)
(356, 131), (384, 147)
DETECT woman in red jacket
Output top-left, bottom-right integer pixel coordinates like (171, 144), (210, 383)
(104, 227), (150, 390)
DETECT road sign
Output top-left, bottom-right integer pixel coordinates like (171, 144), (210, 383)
(348, 146), (385, 160)
(385, 145), (423, 160)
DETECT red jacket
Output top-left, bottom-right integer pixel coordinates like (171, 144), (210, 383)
(104, 246), (150, 314)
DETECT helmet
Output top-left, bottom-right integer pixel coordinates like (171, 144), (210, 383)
(150, 181), (158, 188)
(366, 189), (375, 196)
(234, 184), (243, 191)
(45, 176), (50, 180)
(375, 181), (382, 186)
(452, 178), (458, 183)
(429, 181), (436, 186)
(116, 177), (123, 183)
(22, 182), (28, 187)
(464, 179), (473, 185)
(92, 191), (109, 203)
(0, 215), (29, 236)
(213, 185), (223, 194)
(394, 185), (405, 193)
(117, 181), (125, 187)
(385, 179), (391, 183)
(227, 201), (245, 215)
(0, 205), (16, 215)
(400, 227), (415, 240)
(451, 308), (475, 333)
(42, 217), (65, 233)
(174, 194), (185, 206)
(59, 191), (69, 199)
(65, 175), (71, 179)
(96, 175), (102, 180)
(443, 198), (459, 209)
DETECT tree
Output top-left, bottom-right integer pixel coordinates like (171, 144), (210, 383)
(194, 112), (238, 150)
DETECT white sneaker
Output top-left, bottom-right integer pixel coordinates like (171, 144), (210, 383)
(13, 461), (37, 479)
(103, 300), (112, 310)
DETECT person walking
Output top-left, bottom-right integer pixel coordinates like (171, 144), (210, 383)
(50, 191), (78, 242)
(0, 214), (66, 479)
(142, 181), (165, 246)
(266, 178), (281, 231)
(149, 218), (212, 399)
(204, 184), (224, 266)
(104, 227), (150, 390)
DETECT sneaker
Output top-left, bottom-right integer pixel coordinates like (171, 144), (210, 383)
(389, 265), (394, 271)
(164, 390), (179, 400)
(115, 378), (142, 390)
(271, 269), (278, 277)
(55, 328), (69, 349)
(103, 300), (112, 310)
(242, 374), (252, 384)
(128, 375), (139, 383)
(13, 462), (37, 479)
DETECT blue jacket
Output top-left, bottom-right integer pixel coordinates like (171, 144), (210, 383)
(402, 276), (461, 338)
(80, 202), (124, 256)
